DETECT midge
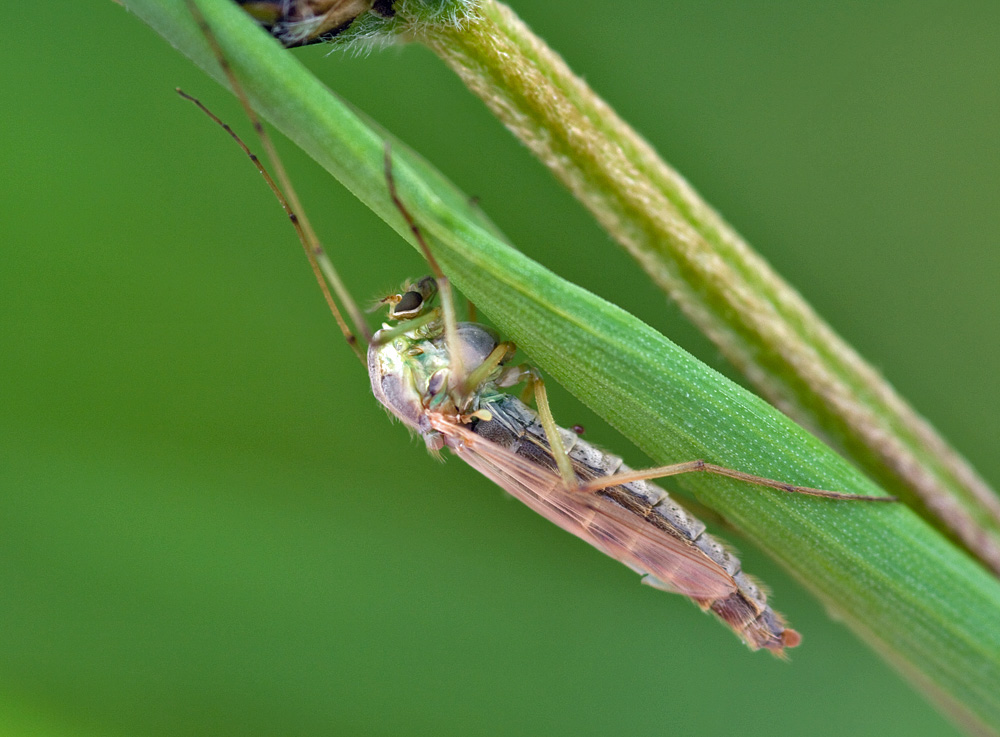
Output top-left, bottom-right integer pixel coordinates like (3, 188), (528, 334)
(180, 0), (894, 655)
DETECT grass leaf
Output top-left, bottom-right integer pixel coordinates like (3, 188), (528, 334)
(123, 0), (1000, 732)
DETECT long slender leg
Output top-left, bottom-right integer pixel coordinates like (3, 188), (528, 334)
(493, 361), (576, 488)
(368, 309), (439, 346)
(383, 144), (466, 399)
(490, 350), (888, 502)
(182, 0), (371, 357)
(461, 341), (517, 397)
(500, 364), (893, 502)
(494, 365), (577, 489)
(176, 89), (365, 361)
(577, 461), (897, 502)
(530, 373), (578, 489)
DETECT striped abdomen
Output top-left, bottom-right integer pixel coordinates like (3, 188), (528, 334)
(460, 394), (800, 654)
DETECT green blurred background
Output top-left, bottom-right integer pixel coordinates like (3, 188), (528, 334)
(2, 2), (997, 735)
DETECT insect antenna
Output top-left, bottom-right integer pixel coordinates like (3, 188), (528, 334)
(181, 0), (372, 359)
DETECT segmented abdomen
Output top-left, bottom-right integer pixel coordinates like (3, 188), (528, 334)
(469, 394), (799, 654)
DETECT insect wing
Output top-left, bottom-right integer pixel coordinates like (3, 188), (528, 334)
(438, 419), (737, 601)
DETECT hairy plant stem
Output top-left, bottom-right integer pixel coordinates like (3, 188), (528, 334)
(411, 0), (1000, 575)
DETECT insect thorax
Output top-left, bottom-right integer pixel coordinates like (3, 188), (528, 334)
(368, 319), (501, 435)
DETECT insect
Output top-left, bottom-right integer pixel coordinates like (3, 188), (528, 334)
(234, 0), (393, 46)
(180, 0), (894, 655)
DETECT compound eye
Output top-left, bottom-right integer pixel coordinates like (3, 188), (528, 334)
(393, 290), (423, 317)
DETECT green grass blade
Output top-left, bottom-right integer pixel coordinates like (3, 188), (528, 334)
(328, 0), (1000, 576)
(123, 0), (1000, 732)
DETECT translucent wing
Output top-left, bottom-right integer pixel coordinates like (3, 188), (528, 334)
(433, 416), (738, 601)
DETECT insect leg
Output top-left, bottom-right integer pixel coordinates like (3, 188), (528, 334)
(488, 364), (576, 489)
(576, 460), (897, 502)
(181, 0), (371, 358)
(491, 361), (576, 488)
(528, 372), (578, 488)
(461, 341), (517, 397)
(368, 309), (439, 346)
(383, 144), (466, 401)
